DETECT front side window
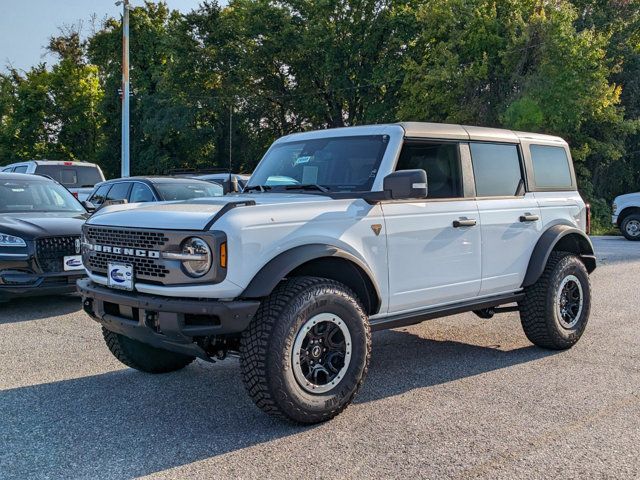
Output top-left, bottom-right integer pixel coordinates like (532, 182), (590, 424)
(395, 143), (462, 198)
(470, 143), (523, 197)
(90, 184), (111, 205)
(0, 179), (84, 213)
(530, 145), (573, 189)
(247, 135), (389, 192)
(105, 182), (131, 201)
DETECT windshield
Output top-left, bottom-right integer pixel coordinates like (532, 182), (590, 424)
(155, 182), (223, 201)
(0, 179), (85, 213)
(247, 135), (389, 192)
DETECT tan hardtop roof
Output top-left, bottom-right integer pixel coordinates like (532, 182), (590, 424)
(398, 122), (566, 145)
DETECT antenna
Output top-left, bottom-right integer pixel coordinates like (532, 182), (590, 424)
(229, 105), (233, 192)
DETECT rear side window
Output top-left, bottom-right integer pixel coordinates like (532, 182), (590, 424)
(470, 143), (523, 197)
(13, 166), (28, 173)
(396, 143), (462, 198)
(105, 182), (131, 201)
(130, 183), (155, 203)
(90, 184), (111, 205)
(530, 145), (573, 189)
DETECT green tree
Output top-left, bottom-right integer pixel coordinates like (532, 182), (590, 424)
(399, 0), (635, 229)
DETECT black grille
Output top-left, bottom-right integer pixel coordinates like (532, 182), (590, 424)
(83, 227), (170, 281)
(36, 236), (80, 273)
(87, 253), (170, 279)
(85, 227), (169, 250)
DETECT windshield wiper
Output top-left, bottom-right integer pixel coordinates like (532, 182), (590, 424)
(243, 185), (272, 193)
(284, 184), (330, 192)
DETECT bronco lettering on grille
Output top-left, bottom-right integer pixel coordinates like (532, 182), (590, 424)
(86, 243), (160, 258)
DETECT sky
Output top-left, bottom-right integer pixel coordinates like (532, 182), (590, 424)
(0, 0), (212, 72)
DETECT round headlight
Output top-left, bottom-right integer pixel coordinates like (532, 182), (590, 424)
(181, 237), (212, 277)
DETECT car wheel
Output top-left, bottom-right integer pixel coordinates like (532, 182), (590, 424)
(240, 276), (371, 423)
(102, 327), (195, 373)
(519, 251), (591, 350)
(621, 213), (640, 241)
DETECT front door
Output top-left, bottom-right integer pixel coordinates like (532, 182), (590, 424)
(382, 141), (482, 313)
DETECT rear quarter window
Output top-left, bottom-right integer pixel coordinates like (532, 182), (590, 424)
(530, 145), (573, 189)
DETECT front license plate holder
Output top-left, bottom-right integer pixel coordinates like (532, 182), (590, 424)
(107, 263), (134, 291)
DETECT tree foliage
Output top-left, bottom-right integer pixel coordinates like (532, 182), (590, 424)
(0, 0), (638, 229)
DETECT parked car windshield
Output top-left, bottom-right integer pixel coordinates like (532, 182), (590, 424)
(0, 179), (85, 213)
(154, 182), (223, 201)
(246, 135), (389, 192)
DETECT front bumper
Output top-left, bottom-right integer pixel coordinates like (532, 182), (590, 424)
(77, 278), (260, 360)
(0, 259), (84, 301)
(612, 214), (618, 226)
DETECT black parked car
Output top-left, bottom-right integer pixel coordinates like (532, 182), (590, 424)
(0, 173), (89, 302)
(86, 176), (224, 208)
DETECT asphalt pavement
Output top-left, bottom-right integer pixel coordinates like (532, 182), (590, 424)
(0, 236), (638, 479)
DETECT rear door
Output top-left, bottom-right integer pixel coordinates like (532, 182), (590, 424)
(382, 141), (481, 313)
(470, 142), (542, 295)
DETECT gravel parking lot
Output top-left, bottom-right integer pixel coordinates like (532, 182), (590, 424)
(1, 236), (638, 479)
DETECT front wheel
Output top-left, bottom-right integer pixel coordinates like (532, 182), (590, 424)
(240, 276), (371, 423)
(102, 328), (195, 373)
(519, 251), (591, 350)
(621, 213), (640, 241)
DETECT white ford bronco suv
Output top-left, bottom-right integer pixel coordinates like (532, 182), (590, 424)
(78, 122), (596, 423)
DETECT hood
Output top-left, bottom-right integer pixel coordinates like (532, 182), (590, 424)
(0, 211), (89, 240)
(87, 193), (333, 230)
(614, 192), (640, 203)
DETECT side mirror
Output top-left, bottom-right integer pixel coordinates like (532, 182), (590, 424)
(81, 200), (96, 213)
(383, 169), (428, 200)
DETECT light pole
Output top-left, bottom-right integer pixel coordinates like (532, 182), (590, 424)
(117, 0), (131, 177)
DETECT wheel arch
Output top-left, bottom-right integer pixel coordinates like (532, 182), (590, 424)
(522, 225), (596, 287)
(618, 206), (640, 226)
(241, 244), (382, 315)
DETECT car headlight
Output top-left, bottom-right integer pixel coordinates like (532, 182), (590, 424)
(0, 233), (27, 248)
(612, 202), (617, 213)
(179, 237), (212, 277)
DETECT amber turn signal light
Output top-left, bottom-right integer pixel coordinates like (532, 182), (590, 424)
(220, 242), (227, 268)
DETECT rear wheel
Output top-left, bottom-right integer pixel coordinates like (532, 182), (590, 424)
(102, 327), (195, 373)
(240, 276), (371, 424)
(519, 251), (591, 349)
(621, 213), (640, 241)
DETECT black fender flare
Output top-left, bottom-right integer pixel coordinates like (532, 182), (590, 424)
(241, 244), (381, 311)
(522, 225), (596, 287)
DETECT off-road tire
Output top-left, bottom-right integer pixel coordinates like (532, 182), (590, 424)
(102, 327), (195, 373)
(519, 251), (591, 350)
(240, 276), (371, 424)
(621, 213), (640, 241)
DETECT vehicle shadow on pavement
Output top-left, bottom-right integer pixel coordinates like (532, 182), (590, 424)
(0, 329), (556, 479)
(358, 329), (557, 403)
(0, 295), (81, 324)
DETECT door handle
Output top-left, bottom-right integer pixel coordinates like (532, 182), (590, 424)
(519, 213), (540, 222)
(453, 218), (477, 228)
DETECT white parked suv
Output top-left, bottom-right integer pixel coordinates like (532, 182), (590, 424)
(78, 122), (596, 423)
(1, 160), (105, 201)
(612, 192), (640, 240)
